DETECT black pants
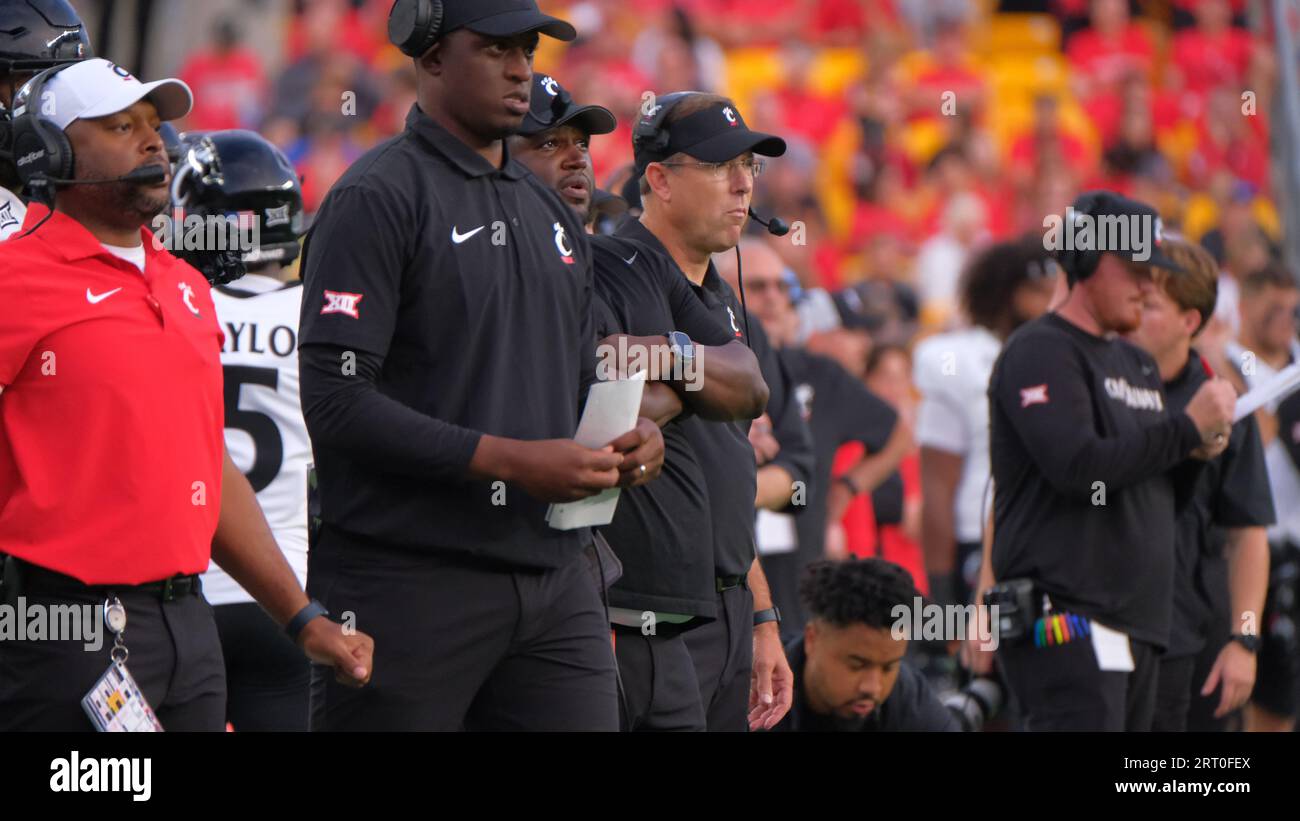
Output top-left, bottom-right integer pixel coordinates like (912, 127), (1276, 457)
(762, 552), (803, 646)
(683, 585), (754, 731)
(1186, 635), (1237, 732)
(307, 528), (618, 731)
(999, 630), (1158, 731)
(214, 602), (310, 732)
(0, 580), (225, 732)
(1153, 654), (1195, 732)
(614, 624), (706, 731)
(1254, 542), (1299, 718)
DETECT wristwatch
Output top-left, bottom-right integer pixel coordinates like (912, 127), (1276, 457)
(754, 607), (781, 627)
(667, 331), (695, 365)
(1229, 633), (1260, 653)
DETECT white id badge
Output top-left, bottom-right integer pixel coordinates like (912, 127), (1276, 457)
(81, 662), (165, 732)
(1089, 620), (1135, 672)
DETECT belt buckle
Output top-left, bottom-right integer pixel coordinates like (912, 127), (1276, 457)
(161, 577), (176, 602)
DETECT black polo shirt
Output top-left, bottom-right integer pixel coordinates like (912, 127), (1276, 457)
(988, 313), (1202, 647)
(779, 347), (898, 558)
(297, 104), (596, 569)
(1162, 350), (1274, 658)
(613, 219), (810, 578)
(588, 231), (739, 616)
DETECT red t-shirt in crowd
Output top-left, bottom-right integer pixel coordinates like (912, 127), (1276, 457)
(1172, 28), (1254, 94)
(178, 48), (267, 132)
(0, 211), (225, 584)
(1066, 26), (1154, 89)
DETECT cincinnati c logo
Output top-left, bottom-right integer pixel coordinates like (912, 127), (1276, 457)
(177, 282), (200, 317)
(321, 290), (363, 318)
(541, 76), (559, 96)
(553, 222), (575, 265)
(722, 107), (738, 126)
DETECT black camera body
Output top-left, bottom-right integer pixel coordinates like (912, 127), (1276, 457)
(983, 578), (1037, 643)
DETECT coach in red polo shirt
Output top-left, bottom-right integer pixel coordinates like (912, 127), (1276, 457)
(0, 58), (371, 731)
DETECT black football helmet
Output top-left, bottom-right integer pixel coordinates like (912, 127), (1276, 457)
(1, 0), (92, 188)
(172, 129), (306, 273)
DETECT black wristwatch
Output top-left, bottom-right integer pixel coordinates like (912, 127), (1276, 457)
(667, 331), (695, 365)
(286, 599), (329, 642)
(754, 607), (781, 627)
(1229, 633), (1260, 653)
(836, 474), (862, 495)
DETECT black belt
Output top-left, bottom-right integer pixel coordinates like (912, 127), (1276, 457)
(716, 574), (748, 593)
(0, 555), (202, 602)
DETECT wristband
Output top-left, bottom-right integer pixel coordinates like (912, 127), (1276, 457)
(754, 607), (781, 627)
(286, 599), (329, 642)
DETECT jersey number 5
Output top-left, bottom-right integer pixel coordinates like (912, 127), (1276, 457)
(223, 365), (284, 493)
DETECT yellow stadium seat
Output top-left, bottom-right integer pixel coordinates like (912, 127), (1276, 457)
(976, 14), (1061, 57)
(808, 49), (866, 96)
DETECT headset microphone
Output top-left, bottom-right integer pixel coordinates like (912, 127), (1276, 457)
(44, 163), (168, 186)
(748, 207), (789, 237)
(732, 208), (790, 349)
(13, 164), (169, 240)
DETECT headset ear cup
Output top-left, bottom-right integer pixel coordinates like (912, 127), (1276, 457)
(38, 119), (73, 181)
(389, 0), (443, 58)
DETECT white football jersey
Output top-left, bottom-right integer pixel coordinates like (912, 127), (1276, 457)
(0, 187), (27, 241)
(203, 274), (310, 606)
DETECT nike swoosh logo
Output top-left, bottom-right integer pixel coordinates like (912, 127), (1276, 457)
(623, 251), (637, 266)
(451, 225), (485, 244)
(86, 287), (122, 304)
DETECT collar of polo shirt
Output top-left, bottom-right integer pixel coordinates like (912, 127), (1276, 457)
(404, 104), (528, 179)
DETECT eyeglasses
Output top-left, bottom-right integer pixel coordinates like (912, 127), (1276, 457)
(746, 278), (790, 294)
(660, 157), (766, 180)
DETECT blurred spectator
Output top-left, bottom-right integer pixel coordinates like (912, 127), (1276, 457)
(177, 15), (268, 132)
(864, 344), (924, 590)
(269, 0), (382, 138)
(1066, 0), (1153, 101)
(284, 115), (366, 215)
(1186, 85), (1270, 193)
(1171, 0), (1255, 97)
(1007, 94), (1093, 191)
(631, 5), (725, 92)
(914, 189), (988, 328)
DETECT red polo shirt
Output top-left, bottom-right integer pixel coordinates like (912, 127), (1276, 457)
(0, 209), (224, 584)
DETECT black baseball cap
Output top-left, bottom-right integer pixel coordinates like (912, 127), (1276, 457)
(1068, 190), (1184, 272)
(442, 0), (576, 41)
(517, 73), (616, 137)
(634, 97), (786, 175)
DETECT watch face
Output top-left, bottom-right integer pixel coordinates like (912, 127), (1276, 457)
(669, 331), (694, 359)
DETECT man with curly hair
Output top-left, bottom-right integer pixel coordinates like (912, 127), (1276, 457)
(769, 559), (960, 732)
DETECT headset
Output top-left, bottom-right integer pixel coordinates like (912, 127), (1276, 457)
(9, 62), (78, 195)
(388, 0), (445, 57)
(631, 90), (696, 160)
(1054, 191), (1103, 284)
(634, 91), (789, 349)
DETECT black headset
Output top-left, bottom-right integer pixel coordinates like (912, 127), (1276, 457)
(1055, 191), (1103, 284)
(9, 61), (78, 194)
(631, 90), (696, 161)
(388, 0), (445, 57)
